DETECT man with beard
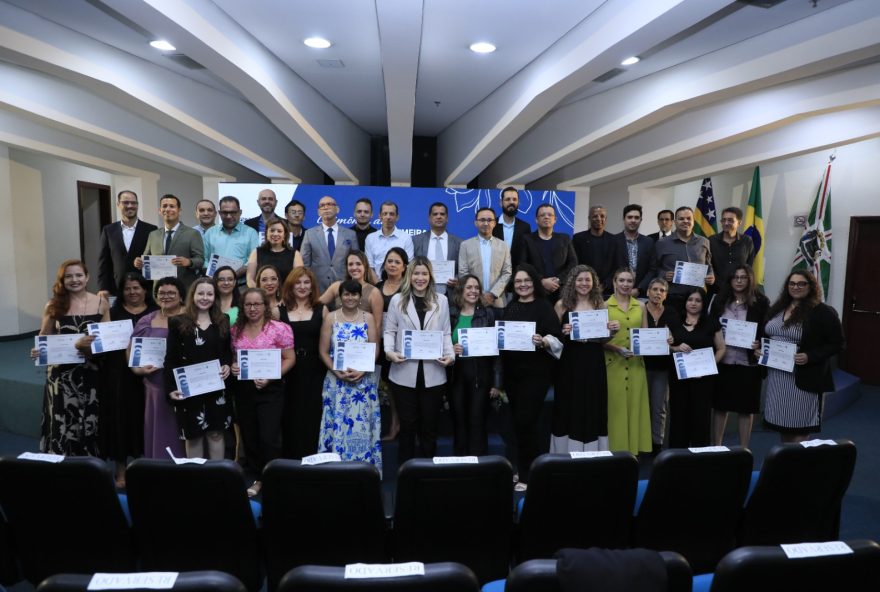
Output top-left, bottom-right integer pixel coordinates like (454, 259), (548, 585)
(492, 186), (531, 270)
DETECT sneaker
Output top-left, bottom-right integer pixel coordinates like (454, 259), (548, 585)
(514, 482), (528, 492)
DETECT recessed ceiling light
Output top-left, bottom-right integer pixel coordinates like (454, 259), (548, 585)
(621, 56), (640, 66)
(469, 42), (496, 54)
(149, 40), (176, 51)
(304, 37), (332, 49)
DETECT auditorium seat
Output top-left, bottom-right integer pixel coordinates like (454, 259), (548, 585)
(0, 455), (134, 584)
(261, 459), (388, 591)
(633, 447), (752, 574)
(278, 562), (480, 592)
(707, 539), (880, 592)
(740, 439), (856, 546)
(36, 571), (247, 592)
(516, 452), (638, 562)
(392, 456), (513, 584)
(0, 509), (19, 586)
(125, 459), (262, 591)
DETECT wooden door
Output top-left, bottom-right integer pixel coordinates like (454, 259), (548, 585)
(840, 216), (880, 385)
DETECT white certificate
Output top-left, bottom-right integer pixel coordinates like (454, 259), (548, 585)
(569, 310), (610, 340)
(87, 319), (133, 354)
(402, 330), (443, 360)
(673, 347), (718, 379)
(672, 261), (709, 287)
(458, 327), (499, 357)
(333, 341), (377, 372)
(142, 255), (177, 280)
(495, 321), (536, 351)
(237, 349), (281, 380)
(129, 337), (166, 368)
(757, 338), (797, 372)
(431, 259), (455, 285)
(172, 359), (224, 398)
(34, 334), (85, 366)
(205, 253), (242, 277)
(631, 328), (669, 356)
(720, 318), (758, 349)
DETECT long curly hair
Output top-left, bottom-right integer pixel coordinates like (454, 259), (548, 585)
(558, 265), (605, 312)
(281, 266), (320, 309)
(47, 259), (88, 320)
(767, 269), (822, 326)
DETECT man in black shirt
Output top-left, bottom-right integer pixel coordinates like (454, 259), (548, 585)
(708, 206), (754, 290)
(519, 204), (577, 302)
(572, 205), (616, 292)
(350, 197), (377, 251)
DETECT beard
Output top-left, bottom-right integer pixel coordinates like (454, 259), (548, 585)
(503, 203), (518, 217)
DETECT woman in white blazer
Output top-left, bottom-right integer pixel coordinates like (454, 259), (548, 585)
(384, 256), (455, 462)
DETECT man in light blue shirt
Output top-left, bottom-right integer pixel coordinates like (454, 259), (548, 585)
(365, 201), (415, 277)
(202, 196), (259, 284)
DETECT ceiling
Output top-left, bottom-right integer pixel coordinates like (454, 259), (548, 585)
(0, 0), (878, 189)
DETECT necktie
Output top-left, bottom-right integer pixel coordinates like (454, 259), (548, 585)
(434, 236), (443, 261)
(327, 227), (335, 258)
(164, 230), (173, 255)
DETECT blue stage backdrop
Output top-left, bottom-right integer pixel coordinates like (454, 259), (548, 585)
(217, 183), (576, 240)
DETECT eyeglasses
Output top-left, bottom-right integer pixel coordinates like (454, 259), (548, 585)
(476, 218), (496, 224)
(156, 291), (179, 298)
(732, 275), (749, 282)
(318, 202), (336, 209)
(243, 302), (265, 308)
(788, 281), (809, 288)
(287, 210), (305, 216)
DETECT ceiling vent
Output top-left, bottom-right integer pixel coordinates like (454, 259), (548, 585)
(593, 68), (624, 83)
(317, 59), (345, 68)
(737, 0), (788, 7)
(165, 54), (205, 70)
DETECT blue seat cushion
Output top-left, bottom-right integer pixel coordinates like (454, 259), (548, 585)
(249, 499), (262, 525)
(634, 479), (648, 515)
(482, 579), (505, 592)
(117, 492), (132, 526)
(692, 572), (713, 592)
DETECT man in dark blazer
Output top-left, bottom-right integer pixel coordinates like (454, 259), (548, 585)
(648, 209), (675, 242)
(135, 194), (204, 292)
(519, 204), (577, 302)
(300, 195), (357, 292)
(492, 186), (531, 270)
(97, 190), (157, 298)
(572, 205), (616, 293)
(244, 188), (281, 244)
(412, 202), (462, 295)
(611, 204), (657, 297)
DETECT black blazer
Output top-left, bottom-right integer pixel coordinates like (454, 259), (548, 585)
(711, 292), (770, 366)
(518, 232), (578, 284)
(493, 217), (532, 269)
(793, 303), (845, 393)
(97, 220), (157, 294)
(611, 232), (656, 294)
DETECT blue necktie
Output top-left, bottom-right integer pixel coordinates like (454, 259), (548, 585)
(164, 230), (173, 255)
(327, 227), (335, 258)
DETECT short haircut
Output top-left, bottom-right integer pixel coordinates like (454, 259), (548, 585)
(536, 203), (555, 218)
(501, 187), (519, 199)
(160, 194), (181, 208)
(722, 206), (743, 221)
(355, 197), (373, 209)
(285, 199), (306, 215)
(340, 279), (363, 296)
(219, 196), (241, 210)
(428, 202), (448, 216)
(117, 190), (137, 202)
(657, 209), (674, 219)
(475, 207), (497, 220)
(196, 199), (215, 209)
(379, 201), (399, 215)
(589, 205), (607, 214)
(674, 206), (694, 216)
(622, 204), (643, 218)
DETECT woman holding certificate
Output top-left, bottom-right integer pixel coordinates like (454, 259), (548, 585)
(34, 259), (109, 456)
(385, 257), (455, 464)
(165, 277), (233, 460)
(377, 247), (409, 440)
(131, 277), (186, 459)
(245, 218), (302, 287)
(760, 270), (844, 442)
(642, 278), (678, 454)
(668, 287), (726, 448)
(255, 265), (284, 320)
(231, 288), (295, 497)
(319, 250), (383, 322)
(502, 264), (561, 491)
(318, 279), (382, 469)
(603, 268), (651, 456)
(710, 265), (769, 447)
(449, 274), (502, 456)
(553, 265), (616, 453)
(213, 265), (241, 324)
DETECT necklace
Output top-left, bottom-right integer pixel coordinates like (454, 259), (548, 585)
(339, 308), (359, 323)
(194, 327), (205, 346)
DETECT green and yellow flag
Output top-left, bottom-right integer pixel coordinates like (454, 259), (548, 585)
(743, 167), (765, 290)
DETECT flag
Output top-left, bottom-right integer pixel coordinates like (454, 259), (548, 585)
(694, 177), (718, 237)
(792, 158), (834, 300)
(743, 166), (765, 290)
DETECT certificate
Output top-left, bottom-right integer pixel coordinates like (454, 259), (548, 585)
(205, 253), (241, 277)
(757, 338), (796, 372)
(237, 349), (281, 380)
(333, 341), (376, 372)
(129, 337), (166, 368)
(631, 328), (669, 356)
(495, 321), (536, 351)
(569, 310), (609, 340)
(431, 260), (455, 285)
(142, 255), (177, 280)
(672, 261), (709, 287)
(172, 359), (224, 398)
(458, 327), (499, 357)
(673, 347), (718, 379)
(720, 318), (758, 349)
(402, 330), (443, 360)
(87, 319), (133, 354)
(34, 334), (85, 366)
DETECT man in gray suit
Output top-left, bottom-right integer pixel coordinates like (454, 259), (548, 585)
(300, 195), (357, 292)
(458, 207), (512, 308)
(135, 194), (204, 292)
(412, 202), (462, 295)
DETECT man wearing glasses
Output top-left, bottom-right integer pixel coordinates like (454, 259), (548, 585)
(458, 207), (512, 308)
(284, 200), (308, 253)
(708, 206), (754, 294)
(300, 196), (357, 292)
(202, 196), (259, 285)
(97, 190), (157, 298)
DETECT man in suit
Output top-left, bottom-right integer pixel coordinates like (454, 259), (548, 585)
(244, 188), (280, 244)
(97, 190), (157, 298)
(300, 195), (357, 292)
(412, 202), (462, 295)
(572, 205), (616, 292)
(611, 204), (656, 297)
(135, 194), (204, 292)
(492, 186), (531, 270)
(459, 207), (512, 308)
(648, 209), (675, 242)
(520, 204), (577, 302)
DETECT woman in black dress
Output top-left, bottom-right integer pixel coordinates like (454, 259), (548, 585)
(376, 247), (408, 440)
(279, 266), (327, 458)
(165, 277), (232, 459)
(246, 218), (302, 287)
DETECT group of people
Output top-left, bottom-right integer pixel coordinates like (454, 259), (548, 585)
(32, 186), (844, 494)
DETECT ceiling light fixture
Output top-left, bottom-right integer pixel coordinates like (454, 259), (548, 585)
(469, 42), (496, 54)
(304, 37), (332, 49)
(621, 56), (640, 66)
(149, 40), (176, 51)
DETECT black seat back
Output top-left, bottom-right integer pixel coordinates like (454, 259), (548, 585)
(278, 562), (480, 592)
(1, 509), (19, 586)
(0, 456), (133, 583)
(37, 571), (247, 592)
(741, 439), (856, 545)
(261, 460), (387, 591)
(392, 456), (513, 584)
(634, 448), (753, 574)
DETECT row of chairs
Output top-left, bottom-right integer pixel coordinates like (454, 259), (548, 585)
(0, 439), (856, 589)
